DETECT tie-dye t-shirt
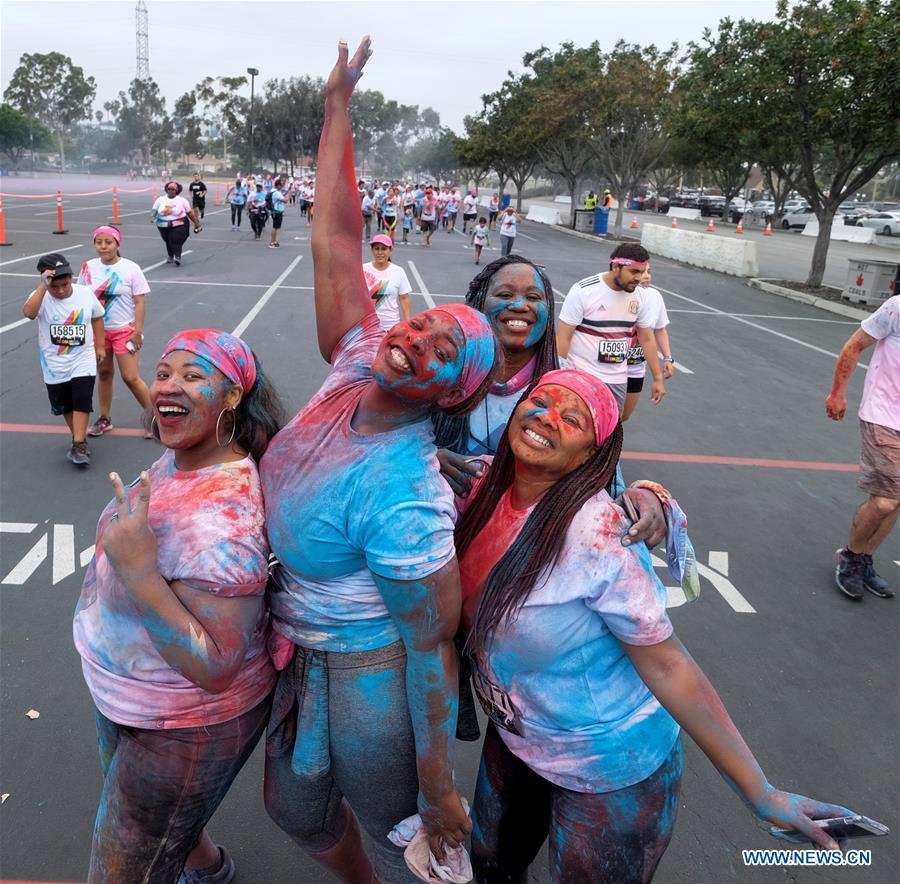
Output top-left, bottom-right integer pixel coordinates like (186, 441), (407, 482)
(30, 284), (104, 384)
(73, 450), (275, 729)
(464, 487), (679, 793)
(260, 315), (457, 653)
(77, 257), (150, 331)
(859, 295), (900, 432)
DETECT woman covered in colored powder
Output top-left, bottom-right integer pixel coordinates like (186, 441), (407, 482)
(454, 369), (858, 883)
(73, 329), (286, 883)
(259, 38), (498, 883)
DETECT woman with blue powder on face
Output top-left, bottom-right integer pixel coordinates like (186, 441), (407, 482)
(454, 369), (859, 883)
(259, 38), (499, 883)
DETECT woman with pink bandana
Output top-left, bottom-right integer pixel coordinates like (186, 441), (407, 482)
(456, 369), (860, 883)
(74, 329), (286, 883)
(259, 38), (498, 883)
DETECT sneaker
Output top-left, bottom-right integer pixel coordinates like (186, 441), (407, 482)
(67, 441), (91, 466)
(834, 548), (865, 600)
(87, 416), (113, 437)
(861, 554), (894, 598)
(179, 846), (235, 884)
(174, 257), (181, 266)
(166, 257), (174, 264)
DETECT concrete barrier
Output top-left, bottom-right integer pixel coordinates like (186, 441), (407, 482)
(641, 223), (759, 277)
(802, 219), (878, 244)
(527, 204), (563, 225)
(554, 195), (572, 204)
(667, 206), (702, 222)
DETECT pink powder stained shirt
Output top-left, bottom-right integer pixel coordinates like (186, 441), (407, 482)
(859, 295), (900, 432)
(260, 315), (457, 653)
(73, 450), (275, 729)
(464, 487), (679, 793)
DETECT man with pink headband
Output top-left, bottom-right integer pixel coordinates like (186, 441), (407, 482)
(557, 242), (665, 414)
(78, 225), (153, 439)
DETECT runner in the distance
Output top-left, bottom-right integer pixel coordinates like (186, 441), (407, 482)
(498, 206), (521, 257)
(248, 183), (269, 241)
(22, 253), (105, 466)
(188, 172), (207, 219)
(488, 193), (500, 230)
(363, 233), (413, 329)
(226, 178), (248, 231)
(826, 294), (899, 600)
(78, 226), (153, 439)
(470, 216), (491, 265)
(269, 178), (286, 248)
(462, 189), (478, 234)
(623, 263), (675, 422)
(557, 243), (665, 415)
(420, 187), (438, 247)
(446, 186), (461, 234)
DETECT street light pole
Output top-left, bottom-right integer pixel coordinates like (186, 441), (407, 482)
(247, 67), (259, 174)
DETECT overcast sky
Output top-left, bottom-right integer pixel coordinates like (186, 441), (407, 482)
(2, 0), (778, 132)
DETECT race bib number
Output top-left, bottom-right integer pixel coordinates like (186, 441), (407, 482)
(597, 338), (628, 363)
(626, 344), (644, 364)
(472, 666), (522, 736)
(50, 324), (86, 347)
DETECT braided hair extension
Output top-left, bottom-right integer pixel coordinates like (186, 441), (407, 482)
(457, 401), (624, 658)
(433, 255), (559, 453)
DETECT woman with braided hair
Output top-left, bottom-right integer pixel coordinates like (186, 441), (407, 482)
(455, 369), (856, 883)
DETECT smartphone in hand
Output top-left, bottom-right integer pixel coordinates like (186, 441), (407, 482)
(769, 815), (889, 844)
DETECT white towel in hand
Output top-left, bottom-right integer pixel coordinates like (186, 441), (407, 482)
(388, 800), (473, 883)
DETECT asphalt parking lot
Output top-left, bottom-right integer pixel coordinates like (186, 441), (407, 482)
(1, 179), (898, 883)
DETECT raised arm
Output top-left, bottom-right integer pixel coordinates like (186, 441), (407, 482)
(313, 37), (374, 361)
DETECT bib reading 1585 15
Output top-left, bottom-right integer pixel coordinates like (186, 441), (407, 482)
(50, 323), (86, 347)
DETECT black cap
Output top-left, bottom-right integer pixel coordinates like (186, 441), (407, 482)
(36, 253), (73, 276)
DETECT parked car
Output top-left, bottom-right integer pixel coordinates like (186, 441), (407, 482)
(844, 206), (879, 226)
(698, 195), (726, 217)
(783, 199), (811, 213)
(727, 198), (753, 222)
(857, 212), (900, 236)
(746, 201), (776, 221)
(781, 207), (816, 229)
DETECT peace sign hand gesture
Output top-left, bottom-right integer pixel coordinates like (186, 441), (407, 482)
(102, 471), (158, 585)
(325, 36), (372, 104)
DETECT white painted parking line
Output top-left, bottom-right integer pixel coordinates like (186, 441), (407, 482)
(407, 261), (436, 308)
(708, 550), (729, 576)
(0, 243), (84, 268)
(52, 523), (75, 585)
(0, 522), (37, 533)
(667, 308), (856, 324)
(656, 285), (869, 370)
(231, 255), (304, 337)
(2, 533), (47, 585)
(0, 317), (30, 335)
(517, 231), (538, 242)
(142, 250), (193, 273)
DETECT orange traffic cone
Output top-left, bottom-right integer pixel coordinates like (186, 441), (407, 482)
(630, 215), (639, 230)
(215, 186), (221, 206)
(735, 219), (744, 234)
(671, 216), (678, 229)
(763, 221), (772, 236)
(706, 218), (715, 233)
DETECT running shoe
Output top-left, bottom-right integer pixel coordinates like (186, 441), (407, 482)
(861, 554), (894, 598)
(834, 548), (865, 600)
(174, 258), (181, 266)
(87, 416), (114, 436)
(166, 257), (174, 264)
(178, 847), (235, 884)
(67, 441), (91, 466)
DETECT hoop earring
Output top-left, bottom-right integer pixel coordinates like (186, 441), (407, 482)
(215, 407), (237, 447)
(150, 415), (160, 440)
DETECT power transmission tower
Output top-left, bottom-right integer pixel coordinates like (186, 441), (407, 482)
(135, 0), (150, 82)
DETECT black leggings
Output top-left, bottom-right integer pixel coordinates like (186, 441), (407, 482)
(472, 724), (683, 884)
(157, 223), (189, 260)
(250, 210), (268, 237)
(231, 204), (244, 226)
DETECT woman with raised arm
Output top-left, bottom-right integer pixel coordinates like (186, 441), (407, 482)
(259, 38), (497, 883)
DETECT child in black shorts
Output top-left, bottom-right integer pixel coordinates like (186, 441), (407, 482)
(22, 253), (105, 465)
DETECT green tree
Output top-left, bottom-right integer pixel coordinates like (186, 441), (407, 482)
(115, 78), (171, 166)
(0, 104), (50, 167)
(4, 52), (95, 171)
(685, 0), (900, 286)
(588, 41), (679, 236)
(171, 91), (204, 164)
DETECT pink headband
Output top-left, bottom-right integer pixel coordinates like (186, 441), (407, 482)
(533, 369), (619, 445)
(611, 258), (648, 267)
(93, 225), (121, 244)
(428, 304), (496, 401)
(162, 329), (257, 393)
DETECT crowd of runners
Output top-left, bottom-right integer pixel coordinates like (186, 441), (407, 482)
(14, 36), (897, 884)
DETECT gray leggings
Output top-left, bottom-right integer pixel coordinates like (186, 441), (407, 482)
(264, 640), (420, 884)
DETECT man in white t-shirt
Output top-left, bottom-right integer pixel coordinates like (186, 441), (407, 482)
(826, 295), (899, 600)
(462, 190), (478, 233)
(362, 234), (413, 330)
(22, 253), (106, 466)
(556, 243), (665, 413)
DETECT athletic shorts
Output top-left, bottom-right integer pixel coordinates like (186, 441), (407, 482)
(859, 420), (900, 500)
(272, 212), (284, 230)
(606, 382), (627, 415)
(103, 325), (138, 355)
(46, 375), (95, 416)
(463, 212), (476, 220)
(420, 220), (436, 232)
(627, 375), (645, 394)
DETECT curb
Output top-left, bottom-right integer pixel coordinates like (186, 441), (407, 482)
(547, 223), (631, 245)
(747, 278), (872, 320)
